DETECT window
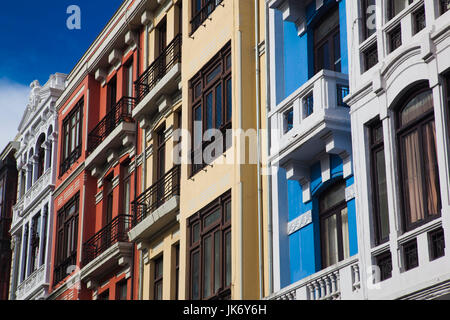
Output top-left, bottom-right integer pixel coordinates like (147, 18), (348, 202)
(441, 0), (450, 15)
(189, 191), (231, 300)
(30, 213), (41, 273)
(429, 228), (445, 261)
(174, 244), (180, 300)
(396, 88), (441, 231)
(154, 256), (164, 300)
(388, 25), (402, 53)
(20, 170), (26, 198)
(388, 0), (413, 20)
(363, 43), (378, 72)
(22, 224), (29, 281)
(157, 126), (166, 181)
(191, 0), (224, 34)
(190, 42), (232, 176)
(60, 99), (83, 175)
(319, 181), (350, 269)
(116, 280), (128, 300)
(283, 108), (294, 134)
(98, 290), (110, 300)
(314, 6), (341, 74)
(375, 251), (393, 281)
(0, 177), (4, 219)
(413, 6), (426, 35)
(36, 134), (46, 179)
(370, 120), (390, 245)
(362, 0), (376, 41)
(107, 76), (117, 112)
(337, 84), (350, 108)
(54, 193), (79, 285)
(403, 239), (419, 271)
(41, 206), (48, 265)
(123, 60), (134, 98)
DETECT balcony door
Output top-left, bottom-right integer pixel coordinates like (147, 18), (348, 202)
(107, 76), (117, 113)
(157, 18), (167, 77)
(320, 180), (350, 269)
(314, 6), (341, 74)
(103, 177), (114, 249)
(156, 126), (166, 207)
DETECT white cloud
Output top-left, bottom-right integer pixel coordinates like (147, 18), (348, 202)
(0, 78), (29, 151)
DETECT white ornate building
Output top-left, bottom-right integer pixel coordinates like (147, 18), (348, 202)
(9, 73), (66, 300)
(346, 0), (450, 299)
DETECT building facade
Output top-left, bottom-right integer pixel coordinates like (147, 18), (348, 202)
(265, 0), (362, 300)
(9, 74), (66, 300)
(346, 0), (450, 299)
(0, 142), (19, 300)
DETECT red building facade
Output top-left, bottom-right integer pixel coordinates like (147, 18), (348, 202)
(48, 0), (146, 300)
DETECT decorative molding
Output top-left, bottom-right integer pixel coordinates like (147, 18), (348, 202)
(288, 211), (313, 236)
(345, 184), (356, 202)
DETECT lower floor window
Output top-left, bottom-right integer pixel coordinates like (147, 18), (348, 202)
(320, 180), (350, 269)
(189, 191), (231, 300)
(154, 256), (163, 300)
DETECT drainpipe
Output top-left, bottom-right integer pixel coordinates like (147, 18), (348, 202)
(264, 2), (274, 296)
(254, 0), (264, 300)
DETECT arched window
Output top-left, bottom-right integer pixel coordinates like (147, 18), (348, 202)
(36, 134), (46, 179)
(319, 180), (350, 269)
(397, 87), (441, 231)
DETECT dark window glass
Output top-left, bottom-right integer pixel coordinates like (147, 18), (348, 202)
(98, 290), (110, 300)
(441, 0), (450, 15)
(388, 25), (402, 53)
(429, 228), (445, 261)
(362, 0), (376, 41)
(304, 93), (314, 118)
(189, 191), (231, 300)
(388, 0), (413, 20)
(375, 251), (392, 281)
(403, 239), (419, 271)
(314, 6), (341, 74)
(397, 88), (441, 231)
(370, 120), (390, 245)
(284, 109), (294, 134)
(413, 6), (426, 35)
(116, 281), (128, 300)
(30, 213), (41, 273)
(60, 99), (83, 176)
(320, 181), (350, 269)
(154, 256), (163, 300)
(363, 44), (378, 72)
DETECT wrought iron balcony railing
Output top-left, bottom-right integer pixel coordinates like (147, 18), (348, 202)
(190, 0), (224, 34)
(135, 34), (182, 103)
(82, 214), (133, 266)
(53, 253), (77, 286)
(132, 165), (181, 227)
(60, 145), (82, 176)
(87, 97), (136, 155)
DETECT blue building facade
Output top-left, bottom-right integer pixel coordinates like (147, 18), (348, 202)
(267, 0), (361, 299)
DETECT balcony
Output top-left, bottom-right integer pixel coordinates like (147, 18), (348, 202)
(15, 264), (47, 300)
(129, 166), (180, 244)
(269, 70), (351, 169)
(80, 214), (133, 284)
(268, 258), (362, 300)
(133, 34), (182, 122)
(85, 97), (136, 170)
(190, 0), (224, 35)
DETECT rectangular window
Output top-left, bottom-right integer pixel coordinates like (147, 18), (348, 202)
(54, 193), (79, 285)
(107, 76), (117, 112)
(0, 177), (4, 219)
(362, 0), (376, 41)
(388, 0), (413, 20)
(413, 6), (426, 35)
(283, 108), (294, 134)
(124, 60), (134, 99)
(189, 191), (231, 300)
(314, 6), (341, 74)
(375, 251), (393, 281)
(363, 44), (378, 72)
(154, 256), (164, 300)
(190, 42), (232, 176)
(174, 244), (180, 300)
(429, 228), (445, 261)
(388, 25), (402, 53)
(98, 290), (109, 300)
(60, 99), (83, 176)
(22, 224), (29, 281)
(116, 280), (128, 300)
(30, 213), (41, 273)
(441, 0), (450, 15)
(337, 84), (350, 108)
(403, 239), (419, 271)
(303, 93), (314, 118)
(370, 120), (390, 245)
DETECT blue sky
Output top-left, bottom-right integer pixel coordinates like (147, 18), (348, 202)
(0, 0), (124, 150)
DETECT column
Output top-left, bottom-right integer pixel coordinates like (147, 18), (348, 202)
(8, 235), (21, 300)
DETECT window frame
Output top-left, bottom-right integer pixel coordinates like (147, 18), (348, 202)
(60, 98), (84, 176)
(395, 87), (442, 232)
(188, 191), (231, 300)
(361, 0), (376, 41)
(154, 255), (164, 300)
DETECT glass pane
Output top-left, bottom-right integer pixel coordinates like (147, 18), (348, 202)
(320, 181), (346, 212)
(214, 232), (220, 293)
(203, 236), (212, 298)
(341, 208), (350, 260)
(226, 55), (231, 70)
(192, 223), (200, 244)
(225, 201), (231, 223)
(375, 149), (390, 240)
(204, 209), (221, 228)
(226, 79), (232, 122)
(315, 8), (339, 43)
(215, 84), (222, 128)
(423, 120), (440, 216)
(194, 83), (202, 99)
(206, 92), (213, 130)
(206, 65), (221, 84)
(191, 251), (200, 300)
(322, 214), (338, 268)
(225, 232), (231, 287)
(402, 131), (425, 224)
(194, 106), (202, 149)
(400, 90), (433, 126)
(333, 33), (341, 72)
